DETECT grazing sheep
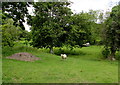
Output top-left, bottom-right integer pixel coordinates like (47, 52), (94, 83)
(112, 57), (116, 61)
(83, 42), (90, 47)
(61, 54), (67, 59)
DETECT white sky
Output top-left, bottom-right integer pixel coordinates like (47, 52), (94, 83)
(70, 0), (119, 13)
(24, 0), (119, 31)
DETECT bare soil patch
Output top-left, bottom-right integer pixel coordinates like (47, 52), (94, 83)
(6, 52), (40, 62)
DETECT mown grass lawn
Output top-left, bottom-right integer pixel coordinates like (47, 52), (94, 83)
(2, 45), (118, 83)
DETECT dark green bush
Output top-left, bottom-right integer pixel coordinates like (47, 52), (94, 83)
(102, 47), (110, 58)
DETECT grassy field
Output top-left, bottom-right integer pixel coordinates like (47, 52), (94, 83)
(2, 45), (118, 83)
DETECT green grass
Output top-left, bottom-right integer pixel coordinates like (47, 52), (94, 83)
(2, 45), (118, 83)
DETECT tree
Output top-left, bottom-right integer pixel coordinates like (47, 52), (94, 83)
(87, 10), (105, 45)
(29, 2), (72, 53)
(66, 10), (103, 47)
(2, 16), (22, 47)
(0, 10), (2, 48)
(102, 4), (120, 60)
(2, 2), (32, 30)
(29, 2), (101, 53)
(64, 12), (94, 48)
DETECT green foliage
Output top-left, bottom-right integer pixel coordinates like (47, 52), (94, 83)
(102, 47), (110, 58)
(69, 12), (96, 45)
(29, 3), (99, 53)
(87, 10), (104, 45)
(2, 2), (32, 30)
(29, 2), (73, 53)
(0, 10), (2, 25)
(90, 23), (103, 45)
(2, 18), (21, 47)
(102, 4), (120, 59)
(1, 12), (31, 47)
(19, 30), (31, 41)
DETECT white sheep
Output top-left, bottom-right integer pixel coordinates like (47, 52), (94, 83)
(83, 42), (90, 47)
(61, 54), (67, 59)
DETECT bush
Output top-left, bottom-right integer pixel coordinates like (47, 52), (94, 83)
(102, 47), (110, 58)
(115, 50), (120, 60)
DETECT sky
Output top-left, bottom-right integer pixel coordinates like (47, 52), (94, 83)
(24, 0), (119, 32)
(70, 0), (119, 13)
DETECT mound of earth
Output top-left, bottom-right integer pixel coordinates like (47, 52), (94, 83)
(6, 52), (40, 62)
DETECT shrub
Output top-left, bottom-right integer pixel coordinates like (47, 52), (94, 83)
(115, 50), (120, 60)
(102, 47), (110, 58)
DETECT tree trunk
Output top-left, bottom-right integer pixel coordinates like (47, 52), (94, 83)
(108, 47), (116, 60)
(50, 46), (54, 54)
